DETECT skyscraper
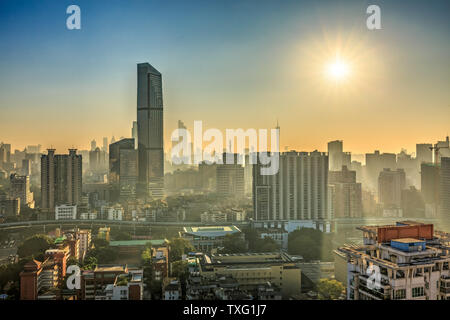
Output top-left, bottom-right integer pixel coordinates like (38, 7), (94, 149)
(41, 149), (82, 212)
(109, 138), (137, 200)
(440, 157), (450, 223)
(132, 121), (138, 149)
(328, 166), (362, 218)
(137, 63), (164, 199)
(378, 168), (406, 208)
(10, 173), (34, 208)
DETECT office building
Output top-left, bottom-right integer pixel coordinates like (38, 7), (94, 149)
(137, 63), (164, 199)
(41, 149), (82, 212)
(109, 138), (137, 200)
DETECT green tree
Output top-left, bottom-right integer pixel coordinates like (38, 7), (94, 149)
(219, 233), (247, 254)
(111, 230), (131, 241)
(17, 234), (53, 258)
(255, 237), (280, 252)
(92, 238), (109, 249)
(85, 247), (118, 264)
(288, 228), (334, 261)
(316, 279), (345, 300)
(82, 256), (97, 270)
(171, 260), (189, 280)
(169, 238), (194, 262)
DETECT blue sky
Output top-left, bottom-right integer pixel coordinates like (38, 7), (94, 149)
(0, 0), (449, 153)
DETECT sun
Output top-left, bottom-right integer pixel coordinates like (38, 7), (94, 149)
(325, 59), (350, 81)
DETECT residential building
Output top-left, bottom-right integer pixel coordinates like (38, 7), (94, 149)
(253, 151), (329, 223)
(328, 166), (362, 218)
(55, 204), (77, 220)
(81, 266), (143, 300)
(10, 173), (34, 208)
(378, 168), (406, 209)
(336, 221), (450, 300)
(41, 149), (82, 212)
(162, 278), (182, 300)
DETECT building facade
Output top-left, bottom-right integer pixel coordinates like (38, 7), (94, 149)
(137, 63), (164, 200)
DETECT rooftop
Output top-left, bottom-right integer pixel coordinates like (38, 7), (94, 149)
(109, 239), (167, 247)
(183, 226), (241, 237)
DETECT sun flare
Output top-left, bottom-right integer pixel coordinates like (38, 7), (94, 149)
(326, 59), (350, 80)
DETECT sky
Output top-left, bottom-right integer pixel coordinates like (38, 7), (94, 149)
(0, 0), (449, 155)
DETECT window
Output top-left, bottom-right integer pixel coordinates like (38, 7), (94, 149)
(412, 287), (424, 297)
(394, 289), (406, 300)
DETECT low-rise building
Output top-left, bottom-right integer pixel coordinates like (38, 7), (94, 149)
(199, 252), (301, 298)
(55, 204), (77, 220)
(81, 265), (143, 300)
(162, 278), (182, 300)
(180, 226), (242, 252)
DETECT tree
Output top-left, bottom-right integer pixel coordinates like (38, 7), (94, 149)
(316, 279), (345, 300)
(82, 256), (97, 270)
(141, 247), (153, 266)
(169, 238), (194, 262)
(171, 260), (189, 280)
(288, 228), (334, 261)
(92, 238), (109, 249)
(85, 247), (118, 264)
(219, 233), (247, 254)
(17, 234), (53, 258)
(111, 230), (131, 241)
(254, 237), (279, 252)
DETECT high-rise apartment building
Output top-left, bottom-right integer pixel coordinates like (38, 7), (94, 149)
(440, 157), (450, 223)
(137, 63), (164, 199)
(328, 166), (362, 218)
(216, 154), (245, 199)
(253, 151), (329, 222)
(328, 140), (351, 172)
(416, 143), (432, 165)
(335, 221), (450, 300)
(41, 149), (82, 212)
(378, 168), (406, 208)
(10, 173), (34, 208)
(365, 151), (397, 192)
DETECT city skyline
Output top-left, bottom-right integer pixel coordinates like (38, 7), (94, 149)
(0, 0), (449, 154)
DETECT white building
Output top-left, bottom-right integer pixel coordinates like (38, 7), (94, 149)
(336, 221), (450, 300)
(79, 211), (98, 220)
(163, 278), (182, 300)
(55, 205), (77, 220)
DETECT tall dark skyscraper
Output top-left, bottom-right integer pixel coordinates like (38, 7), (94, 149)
(137, 63), (164, 199)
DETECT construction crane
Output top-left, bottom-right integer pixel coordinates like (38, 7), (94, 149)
(429, 144), (449, 164)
